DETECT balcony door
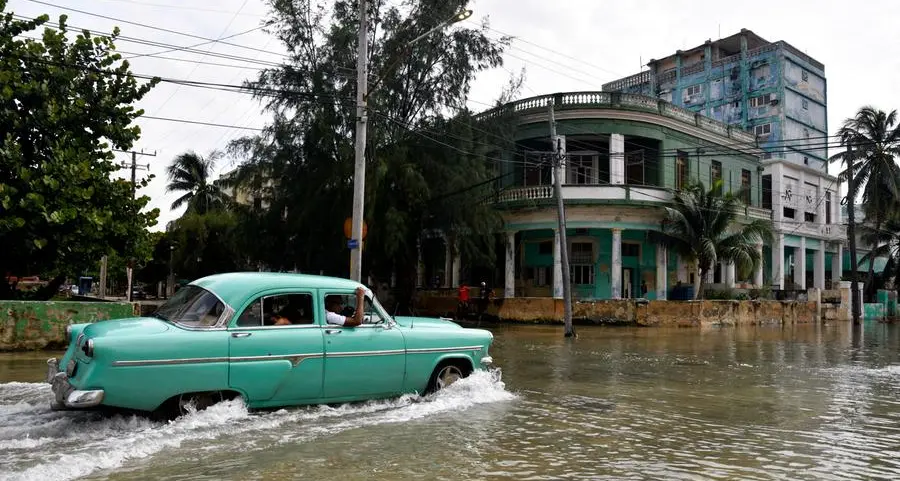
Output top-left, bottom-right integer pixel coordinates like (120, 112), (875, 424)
(567, 152), (599, 185)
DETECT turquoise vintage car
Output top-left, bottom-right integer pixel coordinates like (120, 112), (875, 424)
(46, 273), (494, 417)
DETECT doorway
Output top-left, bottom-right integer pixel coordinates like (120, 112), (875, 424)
(623, 267), (634, 299)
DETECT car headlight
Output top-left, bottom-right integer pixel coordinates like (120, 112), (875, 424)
(65, 325), (73, 344)
(82, 339), (94, 358)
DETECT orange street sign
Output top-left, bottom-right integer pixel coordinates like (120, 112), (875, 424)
(343, 217), (368, 239)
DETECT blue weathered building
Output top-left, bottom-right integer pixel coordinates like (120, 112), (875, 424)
(602, 29), (846, 292)
(603, 29), (827, 170)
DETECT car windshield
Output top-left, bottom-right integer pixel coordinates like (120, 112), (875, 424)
(153, 285), (226, 328)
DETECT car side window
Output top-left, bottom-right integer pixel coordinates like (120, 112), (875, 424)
(363, 297), (384, 325)
(235, 293), (315, 327)
(323, 292), (383, 325)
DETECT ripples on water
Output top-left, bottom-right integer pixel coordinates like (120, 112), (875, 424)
(3, 324), (900, 480)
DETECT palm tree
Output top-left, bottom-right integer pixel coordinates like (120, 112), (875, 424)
(829, 107), (900, 298)
(858, 200), (900, 294)
(651, 180), (773, 299)
(166, 150), (229, 215)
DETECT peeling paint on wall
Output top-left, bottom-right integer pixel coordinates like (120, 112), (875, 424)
(1, 301), (137, 351)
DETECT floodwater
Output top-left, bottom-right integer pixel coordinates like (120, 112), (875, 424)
(3, 322), (900, 481)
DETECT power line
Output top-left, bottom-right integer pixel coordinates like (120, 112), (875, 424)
(467, 20), (624, 79)
(123, 24), (268, 60)
(26, 0), (283, 57)
(140, 115), (264, 130)
(94, 0), (266, 16)
(11, 14), (283, 68)
(149, 0), (251, 115)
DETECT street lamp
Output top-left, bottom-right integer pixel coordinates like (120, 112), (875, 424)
(349, 3), (474, 282)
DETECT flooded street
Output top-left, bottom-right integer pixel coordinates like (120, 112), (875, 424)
(3, 323), (900, 480)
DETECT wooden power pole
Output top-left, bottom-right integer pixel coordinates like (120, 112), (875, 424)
(548, 101), (574, 338)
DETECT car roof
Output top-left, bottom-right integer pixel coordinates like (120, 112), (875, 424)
(190, 272), (364, 308)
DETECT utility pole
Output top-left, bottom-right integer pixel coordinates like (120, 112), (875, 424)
(99, 255), (108, 299)
(548, 101), (574, 338)
(349, 0), (368, 283)
(347, 6), (471, 283)
(846, 143), (861, 325)
(117, 149), (155, 302)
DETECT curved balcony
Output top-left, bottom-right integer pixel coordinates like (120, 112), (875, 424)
(494, 184), (773, 222)
(477, 91), (757, 145)
(495, 184), (673, 204)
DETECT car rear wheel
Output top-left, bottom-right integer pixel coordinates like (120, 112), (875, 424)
(177, 391), (224, 415)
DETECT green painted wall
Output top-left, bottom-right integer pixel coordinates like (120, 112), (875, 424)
(0, 301), (138, 351)
(510, 116), (761, 207)
(520, 228), (667, 300)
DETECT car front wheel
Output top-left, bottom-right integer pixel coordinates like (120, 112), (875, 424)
(425, 361), (470, 394)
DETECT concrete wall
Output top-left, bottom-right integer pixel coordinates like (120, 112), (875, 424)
(1, 301), (138, 351)
(415, 295), (823, 327)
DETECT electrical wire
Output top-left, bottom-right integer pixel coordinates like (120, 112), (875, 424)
(25, 0), (283, 57)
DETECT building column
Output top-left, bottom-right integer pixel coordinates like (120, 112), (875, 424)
(832, 243), (843, 288)
(504, 231), (516, 298)
(677, 255), (688, 283)
(443, 237), (452, 288)
(754, 244), (764, 286)
(655, 245), (667, 300)
(725, 262), (736, 288)
(773, 233), (785, 289)
(416, 238), (425, 288)
(552, 229), (563, 299)
(794, 237), (806, 289)
(814, 244), (826, 290)
(610, 133), (625, 185)
(611, 228), (622, 298)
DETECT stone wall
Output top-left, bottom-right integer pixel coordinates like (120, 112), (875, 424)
(1, 301), (138, 351)
(414, 295), (824, 327)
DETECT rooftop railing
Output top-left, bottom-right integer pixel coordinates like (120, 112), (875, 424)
(477, 91), (757, 145)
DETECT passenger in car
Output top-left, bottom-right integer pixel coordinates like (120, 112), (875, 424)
(325, 287), (366, 327)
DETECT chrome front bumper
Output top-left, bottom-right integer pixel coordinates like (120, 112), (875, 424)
(46, 358), (105, 410)
(480, 355), (493, 366)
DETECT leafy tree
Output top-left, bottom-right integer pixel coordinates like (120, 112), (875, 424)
(650, 181), (773, 299)
(168, 211), (247, 281)
(829, 106), (900, 298)
(226, 0), (511, 301)
(166, 150), (230, 215)
(858, 199), (900, 293)
(0, 6), (159, 299)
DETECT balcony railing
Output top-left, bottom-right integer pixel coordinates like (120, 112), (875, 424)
(776, 221), (846, 239)
(601, 71), (651, 92)
(495, 185), (775, 221)
(477, 91), (757, 145)
(495, 184), (674, 204)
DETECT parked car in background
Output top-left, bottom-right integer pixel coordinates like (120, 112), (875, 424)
(130, 285), (146, 300)
(47, 272), (494, 418)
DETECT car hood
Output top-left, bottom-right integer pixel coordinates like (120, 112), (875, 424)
(394, 316), (463, 329)
(81, 317), (171, 338)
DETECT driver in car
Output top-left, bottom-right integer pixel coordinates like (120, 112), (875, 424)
(325, 287), (366, 327)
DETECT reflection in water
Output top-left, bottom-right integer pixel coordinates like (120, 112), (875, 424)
(2, 323), (900, 480)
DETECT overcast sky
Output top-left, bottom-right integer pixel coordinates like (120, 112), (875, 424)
(7, 0), (900, 229)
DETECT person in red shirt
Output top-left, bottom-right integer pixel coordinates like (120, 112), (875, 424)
(457, 283), (470, 319)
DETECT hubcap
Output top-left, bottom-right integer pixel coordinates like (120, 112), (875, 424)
(436, 365), (463, 390)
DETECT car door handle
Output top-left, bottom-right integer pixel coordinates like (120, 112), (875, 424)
(325, 329), (342, 335)
(231, 332), (252, 338)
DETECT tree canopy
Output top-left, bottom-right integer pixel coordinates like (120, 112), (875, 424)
(0, 4), (159, 298)
(223, 0), (514, 296)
